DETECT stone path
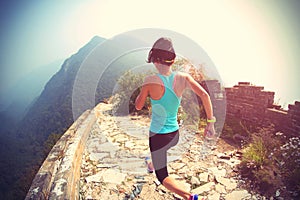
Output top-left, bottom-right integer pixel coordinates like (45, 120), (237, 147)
(79, 103), (265, 200)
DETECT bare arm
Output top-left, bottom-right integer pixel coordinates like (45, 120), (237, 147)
(185, 74), (214, 120)
(184, 73), (216, 137)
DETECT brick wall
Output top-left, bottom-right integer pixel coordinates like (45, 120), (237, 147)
(224, 82), (299, 136)
(286, 101), (300, 135)
(201, 81), (299, 136)
(225, 82), (275, 125)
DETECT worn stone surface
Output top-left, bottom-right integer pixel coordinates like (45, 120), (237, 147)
(224, 190), (251, 200)
(79, 103), (267, 200)
(191, 182), (215, 195)
(27, 102), (272, 200)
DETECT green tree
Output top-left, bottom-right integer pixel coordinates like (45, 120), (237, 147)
(43, 132), (63, 156)
(112, 69), (154, 115)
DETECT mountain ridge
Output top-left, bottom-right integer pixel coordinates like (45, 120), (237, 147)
(0, 35), (106, 200)
(1, 34), (154, 199)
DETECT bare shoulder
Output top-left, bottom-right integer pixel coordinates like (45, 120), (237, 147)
(175, 71), (192, 82)
(175, 71), (186, 76)
(144, 75), (160, 84)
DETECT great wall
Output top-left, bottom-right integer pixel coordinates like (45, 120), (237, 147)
(25, 82), (300, 200)
(205, 81), (300, 136)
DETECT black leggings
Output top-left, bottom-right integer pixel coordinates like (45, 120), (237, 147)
(149, 130), (179, 183)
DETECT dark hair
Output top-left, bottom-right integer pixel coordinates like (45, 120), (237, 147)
(147, 37), (176, 66)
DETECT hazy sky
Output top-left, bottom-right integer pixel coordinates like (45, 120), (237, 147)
(0, 0), (299, 108)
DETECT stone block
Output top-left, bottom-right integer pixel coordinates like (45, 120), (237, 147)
(191, 182), (215, 194)
(225, 190), (251, 200)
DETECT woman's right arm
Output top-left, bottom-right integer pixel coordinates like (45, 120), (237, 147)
(135, 77), (150, 110)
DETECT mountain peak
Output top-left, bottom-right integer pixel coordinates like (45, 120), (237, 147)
(89, 35), (106, 45)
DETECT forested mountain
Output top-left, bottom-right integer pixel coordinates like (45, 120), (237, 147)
(0, 60), (63, 120)
(0, 34), (150, 199)
(17, 35), (149, 143)
(17, 36), (105, 143)
(0, 36), (106, 199)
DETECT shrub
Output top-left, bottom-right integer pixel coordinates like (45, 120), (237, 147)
(242, 135), (267, 167)
(172, 58), (208, 128)
(237, 125), (300, 198)
(220, 118), (251, 147)
(181, 89), (205, 127)
(242, 126), (281, 166)
(112, 70), (153, 115)
(238, 126), (283, 196)
(43, 132), (63, 156)
(278, 137), (300, 196)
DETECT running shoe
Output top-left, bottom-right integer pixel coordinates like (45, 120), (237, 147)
(190, 194), (198, 200)
(145, 156), (154, 173)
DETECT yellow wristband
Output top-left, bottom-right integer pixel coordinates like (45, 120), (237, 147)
(207, 117), (216, 123)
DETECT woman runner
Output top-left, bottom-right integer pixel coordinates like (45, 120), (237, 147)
(135, 37), (216, 200)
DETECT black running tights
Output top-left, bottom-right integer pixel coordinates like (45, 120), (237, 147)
(149, 130), (179, 183)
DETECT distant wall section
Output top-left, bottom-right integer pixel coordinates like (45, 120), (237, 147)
(225, 82), (299, 136)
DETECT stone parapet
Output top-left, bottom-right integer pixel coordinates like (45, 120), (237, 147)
(25, 108), (96, 200)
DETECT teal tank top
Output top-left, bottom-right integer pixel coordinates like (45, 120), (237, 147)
(150, 72), (181, 133)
